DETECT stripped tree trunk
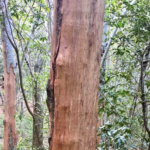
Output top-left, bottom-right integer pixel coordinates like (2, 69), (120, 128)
(47, 0), (105, 149)
(0, 0), (17, 149)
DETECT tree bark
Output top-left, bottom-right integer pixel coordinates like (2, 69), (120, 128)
(3, 66), (17, 150)
(32, 59), (44, 150)
(1, 0), (18, 149)
(0, 89), (4, 105)
(47, 0), (105, 149)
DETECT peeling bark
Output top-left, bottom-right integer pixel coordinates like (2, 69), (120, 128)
(1, 0), (17, 149)
(48, 0), (105, 149)
(2, 65), (17, 150)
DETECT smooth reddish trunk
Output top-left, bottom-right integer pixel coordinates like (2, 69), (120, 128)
(48, 0), (105, 149)
(2, 1), (18, 147)
(3, 56), (17, 150)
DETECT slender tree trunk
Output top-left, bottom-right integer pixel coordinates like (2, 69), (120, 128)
(97, 20), (109, 145)
(32, 90), (44, 150)
(20, 101), (24, 116)
(3, 66), (17, 150)
(0, 90), (4, 105)
(32, 59), (44, 150)
(1, 0), (17, 149)
(47, 0), (105, 149)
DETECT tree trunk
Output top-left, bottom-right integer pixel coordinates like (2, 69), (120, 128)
(33, 95), (44, 150)
(47, 0), (105, 149)
(97, 20), (109, 145)
(32, 59), (44, 150)
(3, 66), (17, 150)
(0, 89), (4, 105)
(1, 0), (18, 149)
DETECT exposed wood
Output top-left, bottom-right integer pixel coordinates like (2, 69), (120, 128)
(48, 0), (105, 149)
(1, 0), (18, 149)
(2, 50), (17, 149)
(0, 0), (34, 120)
(3, 65), (17, 150)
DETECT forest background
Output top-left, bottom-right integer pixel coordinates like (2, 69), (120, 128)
(0, 0), (150, 150)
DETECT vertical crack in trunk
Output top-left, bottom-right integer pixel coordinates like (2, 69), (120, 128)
(46, 0), (63, 148)
(53, 0), (63, 75)
(46, 79), (55, 148)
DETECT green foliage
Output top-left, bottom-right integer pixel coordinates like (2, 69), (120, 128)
(0, 0), (51, 149)
(98, 0), (150, 149)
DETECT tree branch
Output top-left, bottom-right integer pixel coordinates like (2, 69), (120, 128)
(140, 48), (150, 137)
(2, 2), (34, 119)
(101, 0), (137, 67)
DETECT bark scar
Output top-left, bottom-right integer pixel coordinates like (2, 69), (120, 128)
(52, 0), (63, 79)
(46, 0), (63, 148)
(46, 79), (55, 147)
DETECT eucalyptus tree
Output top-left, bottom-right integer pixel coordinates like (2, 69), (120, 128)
(47, 0), (105, 149)
(9, 0), (51, 149)
(0, 0), (17, 149)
